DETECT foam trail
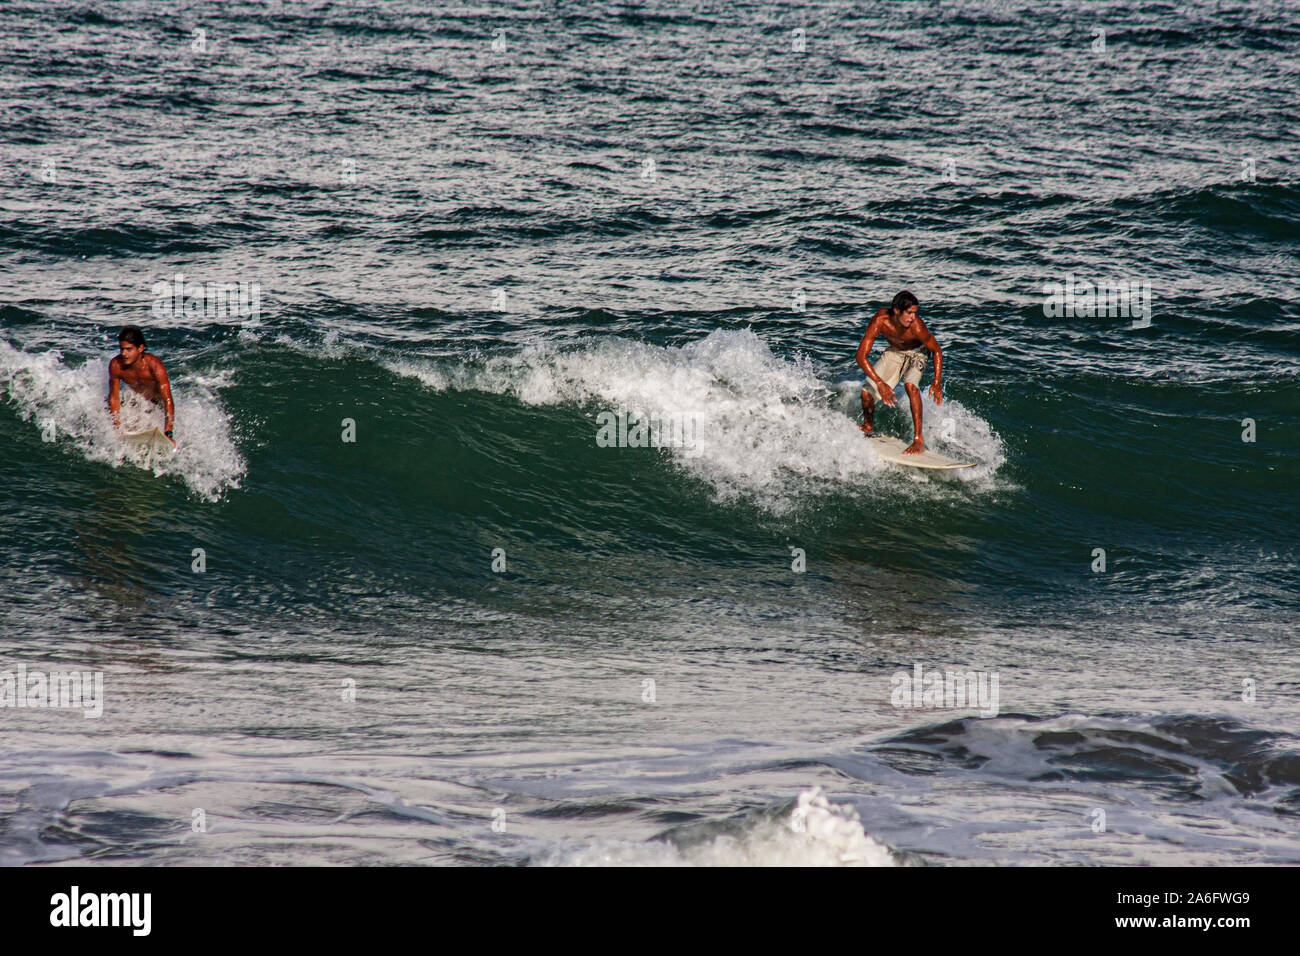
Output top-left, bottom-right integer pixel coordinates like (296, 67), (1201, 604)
(0, 339), (245, 501)
(536, 787), (900, 866)
(388, 329), (1006, 512)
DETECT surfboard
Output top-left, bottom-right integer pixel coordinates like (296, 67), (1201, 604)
(865, 433), (974, 470)
(121, 427), (175, 464)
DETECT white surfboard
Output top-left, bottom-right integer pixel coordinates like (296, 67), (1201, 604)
(121, 427), (175, 464)
(866, 433), (974, 470)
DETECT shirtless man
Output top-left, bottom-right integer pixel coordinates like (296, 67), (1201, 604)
(108, 325), (176, 445)
(855, 291), (943, 455)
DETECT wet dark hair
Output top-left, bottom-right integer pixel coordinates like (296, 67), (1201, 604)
(118, 325), (145, 348)
(891, 291), (919, 313)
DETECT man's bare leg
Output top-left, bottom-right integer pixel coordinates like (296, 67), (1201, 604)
(859, 388), (875, 435)
(903, 383), (925, 454)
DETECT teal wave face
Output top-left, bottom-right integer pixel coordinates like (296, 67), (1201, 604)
(3, 323), (1297, 633)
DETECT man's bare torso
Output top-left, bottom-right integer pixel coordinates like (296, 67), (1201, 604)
(870, 308), (927, 350)
(110, 354), (165, 404)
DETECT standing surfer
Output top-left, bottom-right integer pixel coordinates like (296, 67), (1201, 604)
(855, 291), (944, 454)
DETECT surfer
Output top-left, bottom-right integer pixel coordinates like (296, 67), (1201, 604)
(108, 325), (175, 444)
(855, 291), (943, 454)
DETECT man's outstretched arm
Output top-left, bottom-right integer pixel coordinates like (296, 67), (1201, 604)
(856, 314), (896, 404)
(153, 357), (176, 437)
(917, 320), (943, 405)
(107, 359), (122, 426)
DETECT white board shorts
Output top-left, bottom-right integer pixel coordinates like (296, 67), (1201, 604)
(862, 347), (927, 401)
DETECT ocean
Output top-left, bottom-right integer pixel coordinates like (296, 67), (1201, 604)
(1, 0), (1297, 866)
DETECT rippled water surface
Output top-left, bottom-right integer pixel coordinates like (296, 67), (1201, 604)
(2, 0), (1298, 865)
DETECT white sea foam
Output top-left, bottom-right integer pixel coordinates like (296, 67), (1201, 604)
(0, 339), (245, 501)
(387, 329), (1006, 512)
(537, 787), (898, 867)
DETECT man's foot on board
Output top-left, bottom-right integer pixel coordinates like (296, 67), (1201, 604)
(903, 438), (926, 455)
(859, 423), (874, 436)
